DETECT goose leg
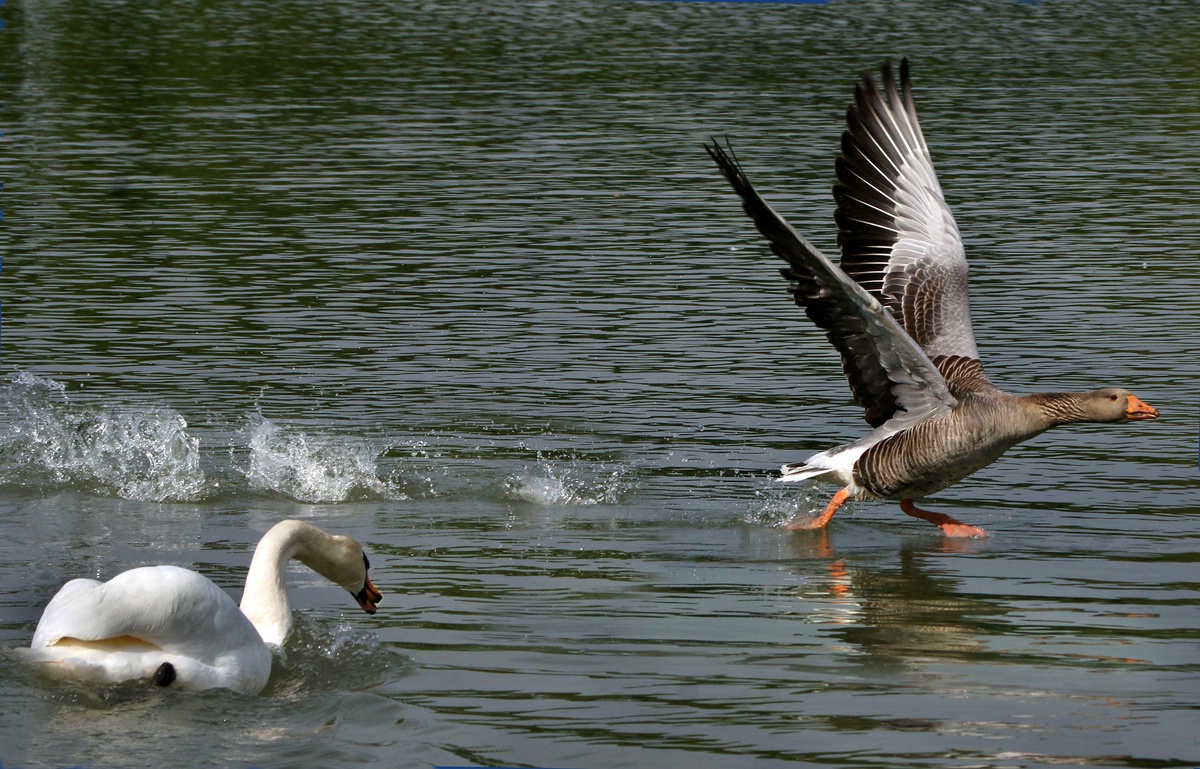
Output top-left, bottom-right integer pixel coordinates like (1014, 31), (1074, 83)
(785, 488), (850, 531)
(900, 498), (988, 538)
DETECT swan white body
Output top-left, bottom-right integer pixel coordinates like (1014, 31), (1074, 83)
(27, 565), (273, 694)
(21, 520), (381, 695)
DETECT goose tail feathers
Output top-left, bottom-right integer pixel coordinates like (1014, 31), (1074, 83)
(778, 461), (834, 483)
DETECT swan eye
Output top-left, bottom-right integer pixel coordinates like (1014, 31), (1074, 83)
(362, 553), (371, 571)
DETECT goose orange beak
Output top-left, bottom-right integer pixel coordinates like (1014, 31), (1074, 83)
(1125, 396), (1159, 421)
(353, 574), (382, 614)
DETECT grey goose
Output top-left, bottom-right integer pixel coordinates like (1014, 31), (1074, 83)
(706, 60), (1158, 537)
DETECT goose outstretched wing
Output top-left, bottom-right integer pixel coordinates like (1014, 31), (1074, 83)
(835, 59), (995, 395)
(706, 139), (955, 428)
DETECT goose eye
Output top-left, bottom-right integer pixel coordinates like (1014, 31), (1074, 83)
(1109, 394), (1119, 402)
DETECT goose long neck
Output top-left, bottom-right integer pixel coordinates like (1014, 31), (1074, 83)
(240, 522), (307, 648)
(1025, 392), (1090, 427)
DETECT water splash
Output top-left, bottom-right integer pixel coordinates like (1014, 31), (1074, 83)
(743, 479), (825, 528)
(270, 614), (410, 698)
(504, 453), (635, 506)
(0, 372), (206, 501)
(242, 414), (404, 503)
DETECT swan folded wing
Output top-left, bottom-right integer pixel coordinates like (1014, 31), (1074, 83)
(34, 567), (245, 649)
(706, 139), (956, 429)
(26, 565), (271, 692)
(833, 59), (995, 395)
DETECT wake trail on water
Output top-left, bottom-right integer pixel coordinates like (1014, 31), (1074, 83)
(241, 412), (407, 504)
(0, 372), (207, 502)
(0, 373), (642, 508)
(503, 452), (636, 506)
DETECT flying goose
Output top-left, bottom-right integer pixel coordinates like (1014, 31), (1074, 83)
(706, 60), (1158, 537)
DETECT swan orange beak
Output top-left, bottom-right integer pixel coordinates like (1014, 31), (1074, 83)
(353, 574), (382, 614)
(1125, 396), (1159, 421)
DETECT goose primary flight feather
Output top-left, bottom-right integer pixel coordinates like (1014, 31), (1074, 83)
(706, 60), (1158, 537)
(20, 519), (382, 694)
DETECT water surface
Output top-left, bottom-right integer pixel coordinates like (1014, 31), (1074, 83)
(1, 1), (1198, 767)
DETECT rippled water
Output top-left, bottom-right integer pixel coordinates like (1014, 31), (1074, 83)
(1, 1), (1198, 767)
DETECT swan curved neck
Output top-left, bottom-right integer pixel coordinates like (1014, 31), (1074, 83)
(239, 521), (316, 647)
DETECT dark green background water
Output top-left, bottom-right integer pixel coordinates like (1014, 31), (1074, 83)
(1, 1), (1197, 767)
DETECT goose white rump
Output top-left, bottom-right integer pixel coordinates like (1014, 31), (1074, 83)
(20, 520), (382, 695)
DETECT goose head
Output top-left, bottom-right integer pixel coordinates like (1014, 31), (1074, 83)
(1083, 388), (1159, 423)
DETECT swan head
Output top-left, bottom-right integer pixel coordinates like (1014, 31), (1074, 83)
(353, 553), (383, 614)
(291, 527), (382, 615)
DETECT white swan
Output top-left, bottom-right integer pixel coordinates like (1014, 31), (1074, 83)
(19, 519), (382, 695)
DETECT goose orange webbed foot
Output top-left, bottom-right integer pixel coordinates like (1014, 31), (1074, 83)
(783, 517), (829, 532)
(783, 488), (850, 531)
(938, 522), (990, 539)
(900, 498), (989, 539)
